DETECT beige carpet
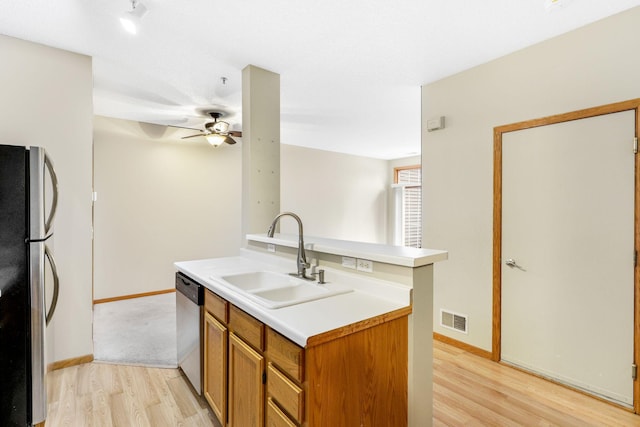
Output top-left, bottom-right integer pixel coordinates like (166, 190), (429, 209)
(93, 292), (177, 368)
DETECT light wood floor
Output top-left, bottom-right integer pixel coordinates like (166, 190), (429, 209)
(45, 341), (640, 426)
(46, 362), (221, 427)
(433, 340), (640, 426)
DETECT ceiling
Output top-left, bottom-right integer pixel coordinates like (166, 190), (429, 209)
(1, 1), (639, 159)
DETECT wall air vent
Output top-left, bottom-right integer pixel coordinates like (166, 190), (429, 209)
(440, 309), (468, 334)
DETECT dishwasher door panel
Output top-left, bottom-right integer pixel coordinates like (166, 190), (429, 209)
(176, 286), (203, 395)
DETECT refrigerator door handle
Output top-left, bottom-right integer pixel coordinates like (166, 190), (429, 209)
(45, 244), (59, 325)
(43, 152), (59, 235)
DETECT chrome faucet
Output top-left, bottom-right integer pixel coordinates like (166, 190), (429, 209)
(267, 212), (313, 279)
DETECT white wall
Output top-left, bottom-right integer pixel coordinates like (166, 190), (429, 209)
(280, 144), (389, 243)
(422, 6), (640, 351)
(93, 116), (243, 300)
(93, 123), (393, 300)
(0, 35), (93, 362)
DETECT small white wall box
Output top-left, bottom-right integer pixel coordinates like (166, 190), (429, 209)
(427, 116), (445, 132)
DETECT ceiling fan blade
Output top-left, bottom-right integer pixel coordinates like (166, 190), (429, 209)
(229, 131), (242, 137)
(224, 136), (237, 145)
(181, 133), (206, 139)
(168, 124), (201, 131)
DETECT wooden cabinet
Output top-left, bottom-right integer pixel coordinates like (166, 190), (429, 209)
(266, 363), (304, 424)
(265, 328), (305, 425)
(204, 288), (267, 427)
(201, 284), (410, 427)
(203, 311), (227, 424)
(266, 398), (297, 427)
(203, 290), (229, 425)
(229, 332), (265, 426)
(304, 316), (408, 426)
(229, 304), (264, 351)
(266, 328), (304, 382)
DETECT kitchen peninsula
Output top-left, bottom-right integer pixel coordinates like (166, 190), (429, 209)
(175, 234), (447, 426)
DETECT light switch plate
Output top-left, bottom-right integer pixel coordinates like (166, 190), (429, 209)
(342, 256), (356, 269)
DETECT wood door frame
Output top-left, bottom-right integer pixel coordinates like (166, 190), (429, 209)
(492, 98), (640, 412)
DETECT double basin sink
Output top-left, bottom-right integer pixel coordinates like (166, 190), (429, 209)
(211, 271), (353, 309)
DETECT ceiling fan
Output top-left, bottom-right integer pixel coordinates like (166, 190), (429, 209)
(181, 112), (242, 147)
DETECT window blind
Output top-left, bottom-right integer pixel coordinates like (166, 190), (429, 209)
(396, 168), (422, 248)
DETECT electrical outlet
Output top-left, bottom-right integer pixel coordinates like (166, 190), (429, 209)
(356, 258), (373, 273)
(267, 244), (276, 253)
(342, 256), (356, 269)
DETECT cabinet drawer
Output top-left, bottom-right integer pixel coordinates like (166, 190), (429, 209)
(204, 289), (228, 323)
(229, 305), (264, 351)
(266, 398), (297, 427)
(267, 328), (304, 383)
(267, 364), (304, 424)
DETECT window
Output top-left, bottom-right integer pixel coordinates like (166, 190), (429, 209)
(394, 166), (422, 248)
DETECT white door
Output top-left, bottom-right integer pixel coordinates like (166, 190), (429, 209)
(501, 110), (635, 406)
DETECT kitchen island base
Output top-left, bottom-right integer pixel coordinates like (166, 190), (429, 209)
(199, 284), (409, 427)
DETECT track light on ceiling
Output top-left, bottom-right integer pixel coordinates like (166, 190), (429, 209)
(120, 0), (148, 35)
(544, 0), (571, 11)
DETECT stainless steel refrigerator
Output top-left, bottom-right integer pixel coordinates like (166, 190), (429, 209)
(0, 145), (60, 426)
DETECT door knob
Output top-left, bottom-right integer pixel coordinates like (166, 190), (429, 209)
(505, 258), (526, 271)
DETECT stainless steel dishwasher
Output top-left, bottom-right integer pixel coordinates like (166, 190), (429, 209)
(175, 272), (203, 395)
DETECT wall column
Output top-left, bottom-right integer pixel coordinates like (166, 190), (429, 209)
(241, 65), (281, 237)
(409, 264), (434, 426)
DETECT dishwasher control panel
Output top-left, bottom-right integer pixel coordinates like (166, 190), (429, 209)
(175, 272), (203, 305)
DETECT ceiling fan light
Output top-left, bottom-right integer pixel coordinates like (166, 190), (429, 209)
(205, 134), (227, 147)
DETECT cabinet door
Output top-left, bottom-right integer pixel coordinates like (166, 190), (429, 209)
(229, 332), (265, 427)
(204, 311), (228, 425)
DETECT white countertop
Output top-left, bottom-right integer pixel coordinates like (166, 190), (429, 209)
(174, 249), (412, 347)
(247, 233), (448, 267)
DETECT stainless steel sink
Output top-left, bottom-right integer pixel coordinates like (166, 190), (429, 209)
(214, 271), (352, 309)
